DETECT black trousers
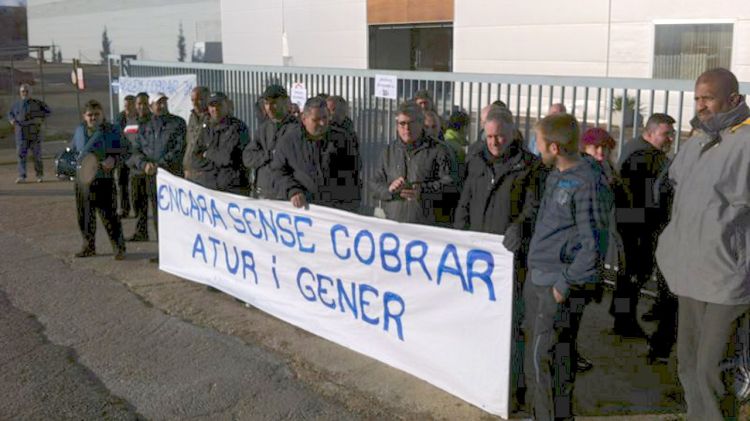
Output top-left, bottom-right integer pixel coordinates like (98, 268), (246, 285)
(131, 174), (158, 238)
(116, 165), (131, 214)
(75, 178), (124, 252)
(611, 227), (655, 321)
(523, 281), (594, 421)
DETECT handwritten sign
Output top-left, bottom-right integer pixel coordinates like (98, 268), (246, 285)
(156, 171), (514, 418)
(118, 75), (197, 122)
(374, 74), (397, 100)
(291, 82), (307, 110)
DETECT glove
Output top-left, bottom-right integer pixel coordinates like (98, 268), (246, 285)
(502, 223), (523, 253)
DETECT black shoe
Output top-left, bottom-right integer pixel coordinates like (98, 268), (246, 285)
(613, 320), (647, 339)
(149, 257), (159, 264)
(128, 233), (149, 242)
(114, 248), (126, 261)
(647, 348), (670, 365)
(75, 248), (96, 258)
(576, 355), (594, 372)
(206, 286), (220, 293)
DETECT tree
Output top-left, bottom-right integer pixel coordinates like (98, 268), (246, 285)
(177, 22), (186, 62)
(100, 26), (112, 64)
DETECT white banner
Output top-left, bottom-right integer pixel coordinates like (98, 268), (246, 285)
(118, 75), (197, 122)
(156, 171), (514, 418)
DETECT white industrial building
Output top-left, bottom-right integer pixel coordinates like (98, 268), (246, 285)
(220, 0), (749, 82)
(27, 0), (222, 63)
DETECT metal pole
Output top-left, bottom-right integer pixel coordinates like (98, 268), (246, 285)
(107, 55), (114, 122)
(37, 48), (46, 101)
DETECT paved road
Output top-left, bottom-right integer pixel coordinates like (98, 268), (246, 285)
(0, 154), (691, 420)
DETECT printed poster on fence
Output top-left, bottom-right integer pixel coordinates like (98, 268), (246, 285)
(118, 75), (197, 122)
(156, 171), (514, 418)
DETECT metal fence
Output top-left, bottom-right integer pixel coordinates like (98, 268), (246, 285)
(108, 56), (750, 209)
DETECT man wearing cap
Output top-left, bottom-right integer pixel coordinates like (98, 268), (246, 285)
(127, 92), (186, 242)
(183, 86), (210, 182)
(8, 83), (51, 183)
(115, 94), (137, 217)
(243, 84), (297, 199)
(190, 92), (249, 193)
(273, 96), (361, 212)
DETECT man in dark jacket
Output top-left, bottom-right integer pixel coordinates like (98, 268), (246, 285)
(69, 100), (126, 260)
(455, 106), (545, 411)
(243, 84), (297, 199)
(8, 83), (51, 183)
(273, 97), (361, 212)
(611, 114), (677, 352)
(191, 92), (249, 194)
(370, 102), (454, 225)
(128, 92), (186, 242)
(183, 86), (210, 182)
(525, 113), (613, 421)
(115, 94), (137, 218)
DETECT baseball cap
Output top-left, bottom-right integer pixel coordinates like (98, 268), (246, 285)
(149, 92), (168, 105)
(208, 91), (228, 104)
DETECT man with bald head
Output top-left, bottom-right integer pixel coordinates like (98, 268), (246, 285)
(656, 68), (750, 420)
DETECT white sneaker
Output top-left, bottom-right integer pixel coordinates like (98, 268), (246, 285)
(15, 177), (25, 184)
(36, 177), (43, 183)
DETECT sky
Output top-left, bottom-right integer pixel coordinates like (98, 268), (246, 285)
(0, 0), (26, 6)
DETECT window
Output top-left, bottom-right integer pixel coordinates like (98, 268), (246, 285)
(368, 23), (452, 72)
(653, 23), (733, 80)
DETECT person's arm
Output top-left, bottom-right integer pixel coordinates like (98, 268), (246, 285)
(270, 135), (305, 201)
(127, 127), (149, 172)
(369, 147), (398, 201)
(555, 179), (612, 299)
(242, 125), (272, 170)
(453, 178), (473, 230)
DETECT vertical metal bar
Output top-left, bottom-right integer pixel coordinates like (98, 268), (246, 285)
(560, 86), (566, 108)
(617, 89), (627, 159)
(664, 90), (670, 113)
(548, 85), (554, 111)
(571, 86), (577, 117)
(441, 80), (447, 117)
(106, 54), (114, 121)
(607, 88), (614, 133)
(649, 90), (655, 117)
(468, 82), (474, 140)
(524, 84), (532, 141)
(505, 83), (511, 107)
(634, 89), (642, 142)
(675, 91), (684, 152)
(582, 87), (590, 130)
(536, 85), (543, 121)
(514, 84), (521, 130)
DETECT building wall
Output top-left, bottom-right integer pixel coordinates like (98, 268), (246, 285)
(221, 0), (367, 68)
(27, 0), (221, 63)
(454, 0), (750, 81)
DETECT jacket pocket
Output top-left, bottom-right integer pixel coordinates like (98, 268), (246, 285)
(729, 214), (749, 276)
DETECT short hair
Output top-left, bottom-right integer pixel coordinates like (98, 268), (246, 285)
(83, 99), (103, 113)
(396, 101), (424, 123)
(448, 109), (471, 131)
(491, 100), (507, 108)
(327, 95), (349, 113)
(535, 113), (580, 156)
(581, 127), (616, 150)
(414, 89), (433, 102)
(303, 96), (328, 115)
(644, 113), (676, 133)
(696, 68), (739, 97)
(123, 94), (135, 101)
(135, 92), (149, 100)
(484, 107), (514, 128)
(193, 86), (210, 96)
(19, 83), (32, 92)
(316, 93), (330, 100)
